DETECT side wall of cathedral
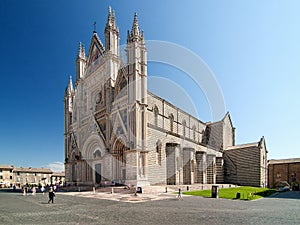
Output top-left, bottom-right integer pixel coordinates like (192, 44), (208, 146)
(146, 92), (223, 185)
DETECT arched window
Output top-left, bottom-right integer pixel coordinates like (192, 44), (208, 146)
(192, 125), (196, 141)
(169, 114), (174, 132)
(156, 140), (162, 165)
(120, 76), (127, 91)
(182, 120), (186, 137)
(93, 150), (102, 159)
(154, 106), (158, 126)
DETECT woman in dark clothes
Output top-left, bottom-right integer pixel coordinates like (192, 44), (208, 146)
(48, 187), (55, 203)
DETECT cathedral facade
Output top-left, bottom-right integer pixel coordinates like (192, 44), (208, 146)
(64, 8), (268, 187)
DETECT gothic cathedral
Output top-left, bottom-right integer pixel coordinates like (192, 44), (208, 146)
(64, 8), (268, 187)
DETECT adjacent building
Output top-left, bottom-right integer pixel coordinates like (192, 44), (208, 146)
(64, 8), (268, 187)
(13, 167), (53, 187)
(268, 158), (300, 189)
(51, 172), (66, 185)
(0, 165), (14, 188)
(0, 165), (65, 187)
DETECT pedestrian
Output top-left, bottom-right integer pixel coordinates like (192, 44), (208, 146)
(177, 188), (183, 200)
(41, 186), (45, 195)
(32, 187), (36, 196)
(22, 186), (27, 196)
(48, 187), (55, 204)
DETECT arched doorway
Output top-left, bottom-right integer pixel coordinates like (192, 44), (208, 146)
(112, 139), (126, 184)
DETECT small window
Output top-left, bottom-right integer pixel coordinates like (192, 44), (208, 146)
(0, 175), (3, 179)
(169, 114), (174, 132)
(192, 126), (196, 140)
(182, 120), (186, 137)
(154, 106), (158, 126)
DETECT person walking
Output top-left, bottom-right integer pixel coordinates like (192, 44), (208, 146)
(32, 187), (36, 196)
(48, 187), (55, 203)
(177, 188), (183, 200)
(41, 186), (45, 195)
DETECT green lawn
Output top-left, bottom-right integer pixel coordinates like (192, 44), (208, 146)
(182, 186), (276, 200)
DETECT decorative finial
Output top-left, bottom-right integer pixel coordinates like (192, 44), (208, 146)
(93, 21), (97, 33)
(131, 12), (140, 38)
(108, 6), (112, 15)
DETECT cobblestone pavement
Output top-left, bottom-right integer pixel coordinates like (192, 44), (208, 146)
(0, 190), (299, 225)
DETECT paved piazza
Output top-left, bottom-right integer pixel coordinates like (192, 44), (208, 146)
(0, 190), (299, 225)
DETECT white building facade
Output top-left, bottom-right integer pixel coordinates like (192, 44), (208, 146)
(64, 8), (268, 187)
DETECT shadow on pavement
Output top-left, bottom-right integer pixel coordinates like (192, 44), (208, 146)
(267, 191), (300, 200)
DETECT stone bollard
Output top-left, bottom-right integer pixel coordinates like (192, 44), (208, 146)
(93, 187), (96, 194)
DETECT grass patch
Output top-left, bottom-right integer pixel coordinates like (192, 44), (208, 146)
(182, 186), (276, 200)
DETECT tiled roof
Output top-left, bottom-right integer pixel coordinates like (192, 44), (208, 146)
(268, 158), (300, 164)
(226, 142), (259, 150)
(13, 167), (52, 173)
(0, 165), (14, 169)
(51, 172), (65, 177)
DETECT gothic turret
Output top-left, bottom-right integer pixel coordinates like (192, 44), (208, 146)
(126, 12), (147, 157)
(76, 42), (86, 83)
(65, 76), (74, 113)
(104, 6), (120, 56)
(126, 13), (147, 70)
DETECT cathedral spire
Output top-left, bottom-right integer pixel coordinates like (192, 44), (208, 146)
(76, 42), (87, 82)
(67, 76), (74, 94)
(105, 6), (117, 31)
(131, 12), (140, 38)
(65, 76), (74, 114)
(104, 6), (119, 55)
(77, 42), (86, 60)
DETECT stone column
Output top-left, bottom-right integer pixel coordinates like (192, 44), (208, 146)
(207, 154), (216, 184)
(196, 151), (207, 184)
(216, 157), (224, 184)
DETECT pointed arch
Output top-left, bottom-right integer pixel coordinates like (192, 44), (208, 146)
(153, 105), (159, 126)
(182, 120), (186, 137)
(169, 114), (174, 132)
(115, 68), (128, 98)
(81, 134), (106, 160)
(112, 136), (127, 165)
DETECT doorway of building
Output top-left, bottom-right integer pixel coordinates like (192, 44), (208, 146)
(95, 163), (101, 184)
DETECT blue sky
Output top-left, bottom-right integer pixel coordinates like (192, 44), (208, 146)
(0, 0), (299, 171)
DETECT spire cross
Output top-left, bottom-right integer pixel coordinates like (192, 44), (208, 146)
(93, 21), (96, 32)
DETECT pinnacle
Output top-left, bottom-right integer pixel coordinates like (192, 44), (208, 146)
(131, 12), (140, 38)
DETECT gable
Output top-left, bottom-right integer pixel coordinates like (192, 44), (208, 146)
(86, 33), (105, 67)
(223, 112), (234, 129)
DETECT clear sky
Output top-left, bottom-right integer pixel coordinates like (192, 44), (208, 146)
(0, 0), (299, 171)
